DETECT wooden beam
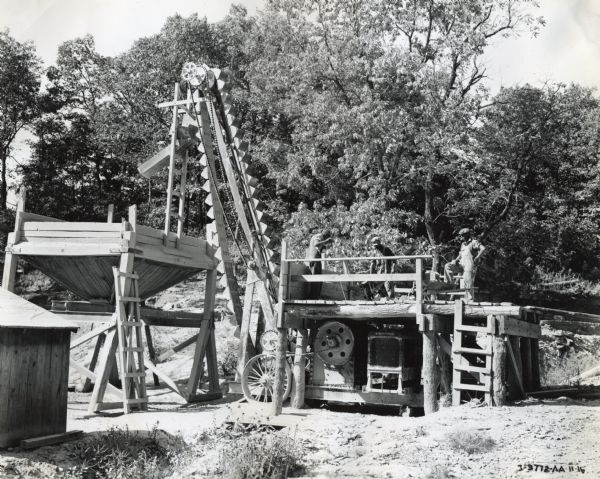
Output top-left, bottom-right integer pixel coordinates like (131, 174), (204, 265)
(284, 254), (433, 263)
(237, 269), (258, 379)
(506, 338), (525, 398)
(187, 269), (217, 398)
(422, 331), (439, 414)
(570, 363), (600, 383)
(492, 334), (507, 406)
(290, 273), (417, 283)
(198, 99), (244, 325)
(157, 333), (199, 362)
(144, 360), (183, 396)
(521, 337), (533, 392)
(87, 329), (119, 413)
(542, 320), (600, 336)
(272, 241), (289, 416)
(497, 316), (541, 338)
(526, 306), (600, 324)
(70, 358), (121, 399)
(284, 302), (522, 321)
(21, 431), (83, 450)
(70, 322), (115, 349)
(138, 140), (196, 179)
(2, 192), (25, 291)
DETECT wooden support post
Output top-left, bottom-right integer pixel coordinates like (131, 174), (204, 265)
(452, 300), (463, 406)
(107, 204), (114, 223)
(164, 82), (180, 236)
(415, 258), (423, 323)
(271, 241), (289, 416)
(237, 269), (258, 380)
(2, 190), (25, 291)
(436, 333), (453, 403)
(271, 328), (287, 416)
(507, 336), (524, 399)
(76, 333), (105, 393)
(206, 315), (221, 394)
(491, 334), (508, 406)
(422, 331), (439, 414)
(531, 338), (541, 391)
(506, 337), (525, 398)
(521, 337), (533, 392)
(291, 327), (308, 409)
(144, 325), (160, 386)
(88, 329), (119, 413)
(187, 269), (217, 397)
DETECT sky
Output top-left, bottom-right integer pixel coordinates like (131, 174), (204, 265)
(1, 0), (598, 90)
(1, 0), (599, 203)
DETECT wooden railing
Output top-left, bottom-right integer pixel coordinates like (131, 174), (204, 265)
(277, 240), (432, 325)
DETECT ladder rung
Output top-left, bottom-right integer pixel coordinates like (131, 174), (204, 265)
(123, 347), (144, 352)
(121, 321), (143, 327)
(453, 347), (492, 355)
(124, 398), (148, 404)
(123, 372), (145, 378)
(455, 325), (487, 333)
(119, 297), (141, 303)
(454, 383), (490, 392)
(117, 272), (139, 279)
(455, 363), (491, 374)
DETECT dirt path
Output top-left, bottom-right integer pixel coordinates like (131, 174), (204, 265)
(1, 396), (598, 478)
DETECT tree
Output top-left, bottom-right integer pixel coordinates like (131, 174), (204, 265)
(0, 30), (42, 210)
(243, 0), (544, 271)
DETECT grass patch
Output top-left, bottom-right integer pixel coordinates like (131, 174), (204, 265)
(446, 429), (495, 455)
(63, 425), (179, 479)
(219, 427), (303, 479)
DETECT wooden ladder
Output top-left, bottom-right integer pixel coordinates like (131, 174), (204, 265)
(113, 267), (148, 413)
(452, 300), (492, 405)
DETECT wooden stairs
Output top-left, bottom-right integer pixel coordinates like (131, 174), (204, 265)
(452, 300), (493, 405)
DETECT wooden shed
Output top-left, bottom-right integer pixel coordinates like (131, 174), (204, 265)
(0, 289), (77, 447)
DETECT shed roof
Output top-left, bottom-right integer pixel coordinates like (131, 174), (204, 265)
(0, 289), (78, 330)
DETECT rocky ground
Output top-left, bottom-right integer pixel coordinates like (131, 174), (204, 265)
(1, 275), (599, 478)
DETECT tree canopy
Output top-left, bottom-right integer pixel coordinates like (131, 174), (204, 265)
(13, 2), (600, 294)
(0, 30), (42, 211)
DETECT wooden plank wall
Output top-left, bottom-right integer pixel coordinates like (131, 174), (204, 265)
(0, 329), (71, 447)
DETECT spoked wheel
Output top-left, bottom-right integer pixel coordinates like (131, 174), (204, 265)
(242, 354), (292, 403)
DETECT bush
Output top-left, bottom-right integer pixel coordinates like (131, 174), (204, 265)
(219, 429), (303, 479)
(446, 429), (495, 455)
(63, 425), (177, 479)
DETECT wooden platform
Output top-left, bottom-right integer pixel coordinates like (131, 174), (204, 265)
(284, 300), (523, 322)
(5, 214), (215, 301)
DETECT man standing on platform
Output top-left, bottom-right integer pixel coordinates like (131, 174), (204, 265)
(306, 229), (333, 299)
(444, 228), (485, 300)
(363, 237), (396, 299)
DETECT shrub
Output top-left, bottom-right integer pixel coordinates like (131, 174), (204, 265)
(63, 425), (177, 479)
(219, 429), (303, 479)
(219, 338), (240, 377)
(446, 429), (495, 455)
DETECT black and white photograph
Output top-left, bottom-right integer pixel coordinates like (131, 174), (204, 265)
(0, 0), (599, 477)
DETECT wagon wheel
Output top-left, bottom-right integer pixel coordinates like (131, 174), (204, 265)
(242, 354), (292, 403)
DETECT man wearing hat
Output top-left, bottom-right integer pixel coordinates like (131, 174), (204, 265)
(306, 229), (333, 299)
(444, 228), (485, 298)
(364, 237), (396, 299)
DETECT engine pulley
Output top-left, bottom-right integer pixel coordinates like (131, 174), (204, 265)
(181, 62), (207, 86)
(315, 321), (354, 366)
